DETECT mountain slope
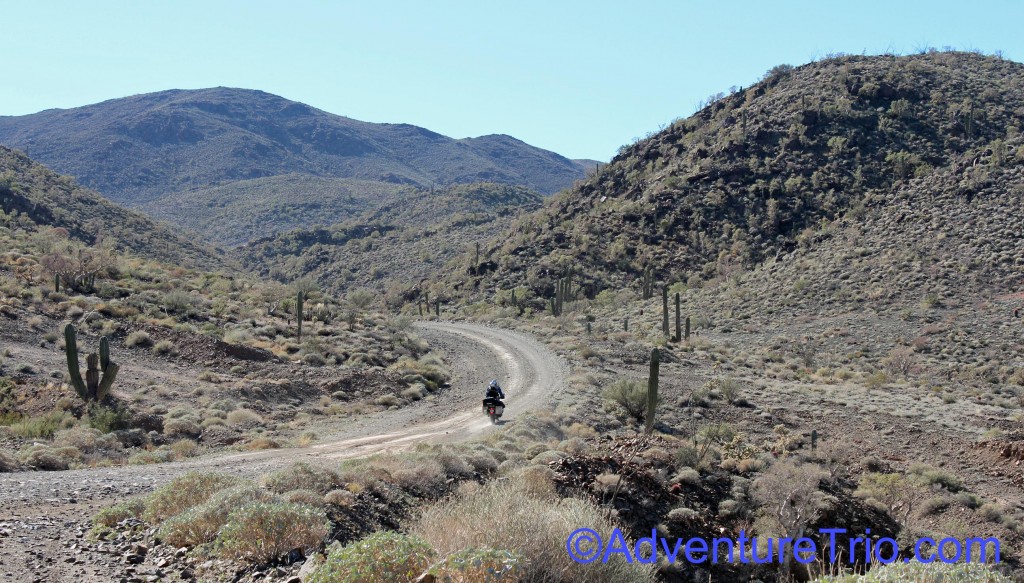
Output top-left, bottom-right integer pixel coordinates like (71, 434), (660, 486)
(0, 88), (587, 210)
(237, 182), (543, 297)
(0, 146), (223, 269)
(452, 52), (1024, 302)
(141, 174), (411, 247)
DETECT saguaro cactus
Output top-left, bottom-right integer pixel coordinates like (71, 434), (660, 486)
(645, 348), (660, 435)
(684, 315), (691, 341)
(65, 324), (86, 399)
(674, 292), (681, 342)
(662, 287), (669, 337)
(296, 290), (305, 342)
(64, 324), (118, 401)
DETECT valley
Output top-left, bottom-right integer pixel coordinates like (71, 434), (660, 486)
(2, 50), (1024, 583)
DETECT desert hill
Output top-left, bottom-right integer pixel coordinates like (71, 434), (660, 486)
(452, 52), (1024, 303)
(237, 182), (543, 298)
(0, 88), (588, 207)
(0, 146), (223, 270)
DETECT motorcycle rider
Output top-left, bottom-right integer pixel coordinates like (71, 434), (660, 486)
(484, 379), (505, 405)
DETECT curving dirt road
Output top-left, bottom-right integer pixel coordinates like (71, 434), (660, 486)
(0, 322), (568, 582)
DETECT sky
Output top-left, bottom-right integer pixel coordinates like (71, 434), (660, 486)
(1, 1), (1022, 161)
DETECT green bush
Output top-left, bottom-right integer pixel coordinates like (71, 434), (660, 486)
(158, 484), (275, 547)
(601, 379), (647, 421)
(87, 403), (132, 433)
(93, 497), (146, 528)
(144, 472), (241, 523)
(262, 462), (341, 495)
(215, 501), (329, 563)
(308, 531), (435, 583)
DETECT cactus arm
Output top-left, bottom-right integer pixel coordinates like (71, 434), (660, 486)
(64, 324), (87, 400)
(97, 362), (119, 401)
(99, 336), (110, 370)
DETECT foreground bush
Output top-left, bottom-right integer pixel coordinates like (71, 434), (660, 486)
(143, 472), (241, 522)
(308, 531), (435, 583)
(262, 462), (341, 495)
(815, 561), (1011, 582)
(158, 484), (275, 547)
(412, 473), (658, 583)
(93, 497), (146, 528)
(214, 501), (329, 563)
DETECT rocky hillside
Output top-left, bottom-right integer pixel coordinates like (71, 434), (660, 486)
(454, 52), (1024, 303)
(0, 88), (589, 214)
(141, 174), (410, 247)
(237, 182), (543, 299)
(0, 146), (224, 270)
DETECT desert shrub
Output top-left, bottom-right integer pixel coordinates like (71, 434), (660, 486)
(324, 489), (356, 507)
(909, 463), (963, 492)
(18, 444), (80, 470)
(262, 462), (341, 495)
(143, 472), (241, 523)
(430, 547), (525, 581)
(602, 378), (647, 421)
(163, 290), (194, 314)
(813, 560), (1010, 582)
(284, 489), (323, 506)
(0, 449), (18, 472)
(9, 410), (75, 438)
(170, 439), (199, 459)
(86, 403), (132, 433)
(374, 394), (401, 407)
(302, 352), (326, 366)
(215, 501), (329, 563)
(308, 531), (435, 583)
(93, 497), (146, 528)
(164, 418), (201, 438)
(157, 484), (275, 547)
(125, 331), (153, 348)
(226, 408), (263, 427)
(53, 426), (122, 455)
(672, 467), (702, 487)
(153, 340), (177, 356)
(413, 474), (658, 583)
(675, 445), (699, 468)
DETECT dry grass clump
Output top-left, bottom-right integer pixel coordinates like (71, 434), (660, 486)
(412, 473), (658, 583)
(143, 472), (242, 523)
(92, 497), (146, 528)
(125, 330), (153, 348)
(0, 449), (19, 472)
(226, 408), (263, 427)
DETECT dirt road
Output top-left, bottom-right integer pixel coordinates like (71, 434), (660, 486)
(0, 322), (568, 582)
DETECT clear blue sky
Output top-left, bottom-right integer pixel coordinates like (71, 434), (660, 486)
(1, 1), (1021, 161)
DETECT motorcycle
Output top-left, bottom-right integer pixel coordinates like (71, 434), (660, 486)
(482, 397), (505, 424)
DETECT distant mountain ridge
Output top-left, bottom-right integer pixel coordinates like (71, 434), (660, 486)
(0, 87), (591, 219)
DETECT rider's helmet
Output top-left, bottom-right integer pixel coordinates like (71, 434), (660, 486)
(489, 379), (498, 388)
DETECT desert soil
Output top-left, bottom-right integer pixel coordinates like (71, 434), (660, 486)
(0, 321), (569, 583)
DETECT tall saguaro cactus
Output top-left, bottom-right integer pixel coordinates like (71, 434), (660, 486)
(64, 324), (118, 401)
(662, 287), (669, 337)
(674, 292), (681, 342)
(645, 348), (660, 435)
(296, 290), (305, 342)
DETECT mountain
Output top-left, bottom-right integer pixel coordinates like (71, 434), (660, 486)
(0, 88), (587, 216)
(0, 146), (223, 269)
(449, 52), (1024, 303)
(236, 182), (543, 298)
(141, 174), (410, 248)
